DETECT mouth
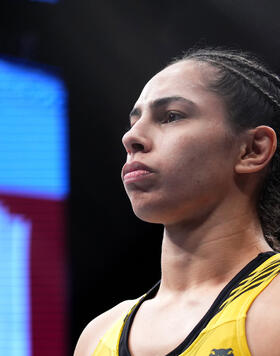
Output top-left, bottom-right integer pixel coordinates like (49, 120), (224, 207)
(122, 161), (154, 184)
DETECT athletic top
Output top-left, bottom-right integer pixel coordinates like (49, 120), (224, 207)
(92, 251), (280, 356)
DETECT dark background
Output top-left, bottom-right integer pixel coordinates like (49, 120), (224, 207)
(1, 0), (280, 353)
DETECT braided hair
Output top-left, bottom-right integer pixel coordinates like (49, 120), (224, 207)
(170, 48), (280, 250)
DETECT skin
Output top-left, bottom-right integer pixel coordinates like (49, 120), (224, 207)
(74, 60), (280, 356)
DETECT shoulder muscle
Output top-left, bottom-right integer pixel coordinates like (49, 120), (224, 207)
(74, 299), (136, 356)
(246, 273), (280, 356)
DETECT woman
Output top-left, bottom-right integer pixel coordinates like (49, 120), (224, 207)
(74, 48), (280, 356)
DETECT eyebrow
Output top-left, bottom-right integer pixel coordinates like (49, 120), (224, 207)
(129, 95), (196, 118)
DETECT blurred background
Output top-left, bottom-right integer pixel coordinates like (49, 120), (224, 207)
(0, 0), (280, 355)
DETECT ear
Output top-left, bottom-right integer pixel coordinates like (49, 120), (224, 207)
(235, 125), (277, 174)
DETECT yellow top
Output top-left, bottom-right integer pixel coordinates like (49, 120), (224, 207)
(93, 252), (280, 356)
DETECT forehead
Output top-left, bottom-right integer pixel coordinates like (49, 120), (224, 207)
(136, 60), (218, 106)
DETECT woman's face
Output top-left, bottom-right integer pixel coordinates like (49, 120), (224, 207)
(121, 60), (239, 225)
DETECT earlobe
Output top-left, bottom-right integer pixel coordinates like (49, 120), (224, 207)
(235, 126), (277, 174)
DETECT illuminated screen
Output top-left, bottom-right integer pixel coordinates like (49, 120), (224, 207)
(0, 58), (68, 356)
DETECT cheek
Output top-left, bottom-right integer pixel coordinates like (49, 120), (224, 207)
(161, 131), (234, 190)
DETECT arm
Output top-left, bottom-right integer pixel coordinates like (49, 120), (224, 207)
(74, 300), (136, 356)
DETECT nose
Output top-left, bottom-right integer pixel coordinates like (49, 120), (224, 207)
(122, 120), (152, 155)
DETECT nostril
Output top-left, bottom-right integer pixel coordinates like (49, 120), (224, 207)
(132, 142), (144, 151)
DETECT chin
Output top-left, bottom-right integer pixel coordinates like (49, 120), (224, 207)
(131, 202), (176, 224)
(133, 210), (161, 224)
(131, 203), (162, 223)
(128, 192), (194, 225)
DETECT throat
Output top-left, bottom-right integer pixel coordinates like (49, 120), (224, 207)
(159, 221), (271, 292)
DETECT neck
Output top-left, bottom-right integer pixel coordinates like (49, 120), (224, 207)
(159, 206), (271, 296)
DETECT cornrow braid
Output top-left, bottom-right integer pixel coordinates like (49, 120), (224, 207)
(192, 51), (280, 88)
(192, 56), (280, 112)
(169, 47), (280, 251)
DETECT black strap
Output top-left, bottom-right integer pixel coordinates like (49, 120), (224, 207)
(119, 251), (277, 356)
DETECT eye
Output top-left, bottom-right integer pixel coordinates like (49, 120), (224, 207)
(163, 111), (185, 123)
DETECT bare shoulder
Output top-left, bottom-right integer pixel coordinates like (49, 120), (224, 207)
(246, 273), (280, 356)
(74, 299), (137, 356)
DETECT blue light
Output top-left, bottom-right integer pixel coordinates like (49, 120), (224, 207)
(0, 59), (69, 199)
(0, 58), (69, 355)
(0, 204), (31, 356)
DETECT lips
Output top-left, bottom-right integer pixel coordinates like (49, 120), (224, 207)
(122, 161), (154, 183)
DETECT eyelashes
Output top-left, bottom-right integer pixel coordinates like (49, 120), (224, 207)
(125, 110), (187, 132)
(161, 111), (186, 123)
